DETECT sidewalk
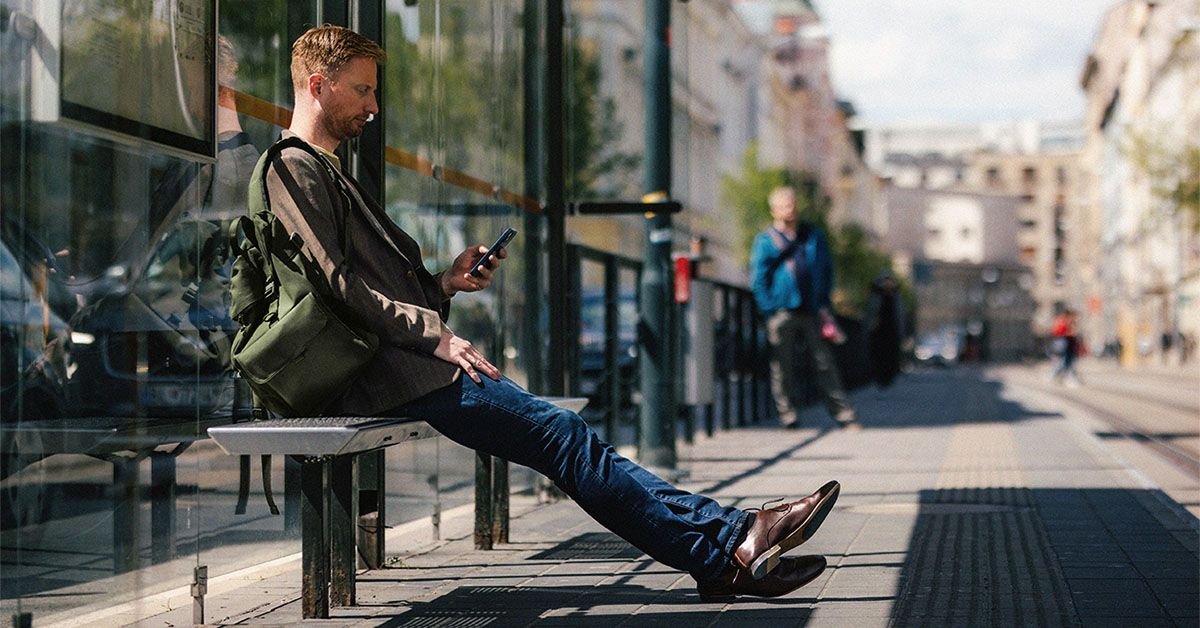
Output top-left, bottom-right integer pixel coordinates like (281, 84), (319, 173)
(133, 366), (1198, 627)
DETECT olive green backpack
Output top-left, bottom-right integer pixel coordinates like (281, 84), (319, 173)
(228, 137), (378, 417)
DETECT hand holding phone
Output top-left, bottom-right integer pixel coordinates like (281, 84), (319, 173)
(469, 227), (517, 277)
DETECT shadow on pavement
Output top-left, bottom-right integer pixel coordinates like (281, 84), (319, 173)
(369, 583), (818, 626)
(891, 487), (1199, 627)
(831, 368), (1061, 431)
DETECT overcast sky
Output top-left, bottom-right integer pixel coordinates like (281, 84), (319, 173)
(810, 0), (1120, 127)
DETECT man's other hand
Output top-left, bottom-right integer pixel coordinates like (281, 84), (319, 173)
(434, 329), (500, 384)
(441, 244), (508, 297)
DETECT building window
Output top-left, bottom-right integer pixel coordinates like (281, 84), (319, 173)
(986, 167), (1002, 189)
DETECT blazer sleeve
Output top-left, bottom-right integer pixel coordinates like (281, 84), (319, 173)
(265, 148), (447, 353)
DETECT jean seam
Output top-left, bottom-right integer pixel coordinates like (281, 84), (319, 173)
(705, 510), (749, 581)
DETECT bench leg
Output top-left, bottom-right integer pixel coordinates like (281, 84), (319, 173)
(357, 451), (385, 569)
(330, 455), (356, 607)
(150, 453), (177, 563)
(284, 456), (302, 534)
(235, 455), (251, 515)
(112, 457), (140, 574)
(474, 451), (493, 550)
(492, 458), (509, 544)
(300, 459), (329, 619)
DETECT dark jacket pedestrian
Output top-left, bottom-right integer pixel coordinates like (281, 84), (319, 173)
(864, 274), (905, 388)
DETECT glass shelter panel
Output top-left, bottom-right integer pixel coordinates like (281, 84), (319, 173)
(0, 0), (312, 621)
(381, 0), (541, 526)
(2, 0), (554, 622)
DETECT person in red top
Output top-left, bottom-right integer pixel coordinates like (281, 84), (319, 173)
(1050, 308), (1082, 387)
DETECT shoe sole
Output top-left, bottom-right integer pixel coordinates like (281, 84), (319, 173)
(747, 480), (840, 580)
(698, 556), (829, 602)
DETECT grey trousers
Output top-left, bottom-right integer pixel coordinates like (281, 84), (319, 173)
(766, 309), (855, 426)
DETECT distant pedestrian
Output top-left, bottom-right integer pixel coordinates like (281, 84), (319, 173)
(1050, 308), (1082, 387)
(864, 273), (905, 388)
(750, 186), (860, 430)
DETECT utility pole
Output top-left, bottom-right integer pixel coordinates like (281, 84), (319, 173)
(639, 0), (676, 469)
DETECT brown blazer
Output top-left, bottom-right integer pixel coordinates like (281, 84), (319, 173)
(265, 132), (459, 415)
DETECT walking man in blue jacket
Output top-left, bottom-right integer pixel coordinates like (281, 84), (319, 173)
(750, 186), (860, 430)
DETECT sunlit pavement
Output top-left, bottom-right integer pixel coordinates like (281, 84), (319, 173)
(118, 362), (1197, 627)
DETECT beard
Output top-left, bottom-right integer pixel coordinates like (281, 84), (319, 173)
(322, 113), (366, 142)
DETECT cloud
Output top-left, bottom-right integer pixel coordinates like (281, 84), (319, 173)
(814, 0), (1117, 125)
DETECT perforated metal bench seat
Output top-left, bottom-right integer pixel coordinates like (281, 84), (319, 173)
(206, 396), (588, 457)
(208, 416), (436, 457)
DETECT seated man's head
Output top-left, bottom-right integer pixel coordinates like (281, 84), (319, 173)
(290, 25), (386, 146)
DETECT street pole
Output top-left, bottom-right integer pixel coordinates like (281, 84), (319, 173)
(545, 0), (567, 397)
(639, 0), (676, 469)
(523, 0), (545, 395)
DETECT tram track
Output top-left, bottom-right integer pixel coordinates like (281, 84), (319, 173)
(1020, 377), (1200, 482)
(1079, 379), (1199, 417)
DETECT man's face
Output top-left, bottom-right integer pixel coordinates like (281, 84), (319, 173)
(317, 56), (379, 142)
(769, 192), (797, 223)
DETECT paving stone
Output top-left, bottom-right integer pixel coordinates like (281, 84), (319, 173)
(116, 367), (1199, 628)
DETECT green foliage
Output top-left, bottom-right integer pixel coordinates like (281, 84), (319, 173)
(565, 41), (641, 198)
(381, 10), (636, 203)
(829, 223), (895, 316)
(218, 0), (293, 102)
(1125, 129), (1200, 232)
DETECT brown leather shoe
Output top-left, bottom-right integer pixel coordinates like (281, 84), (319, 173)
(696, 555), (827, 602)
(733, 480), (840, 579)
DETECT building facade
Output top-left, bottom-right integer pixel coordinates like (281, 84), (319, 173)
(968, 150), (1083, 335)
(866, 120), (1087, 354)
(1078, 0), (1200, 365)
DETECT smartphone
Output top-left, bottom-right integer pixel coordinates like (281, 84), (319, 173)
(469, 227), (518, 277)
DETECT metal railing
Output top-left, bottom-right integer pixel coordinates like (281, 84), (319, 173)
(564, 243), (769, 450)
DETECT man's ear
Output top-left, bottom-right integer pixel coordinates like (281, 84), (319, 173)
(307, 73), (324, 99)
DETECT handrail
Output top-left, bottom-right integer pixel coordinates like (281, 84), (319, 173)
(230, 88), (542, 214)
(572, 243), (643, 271)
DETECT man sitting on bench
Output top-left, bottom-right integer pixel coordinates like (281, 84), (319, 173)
(261, 24), (840, 602)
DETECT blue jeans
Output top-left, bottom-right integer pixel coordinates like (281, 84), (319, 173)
(389, 376), (751, 582)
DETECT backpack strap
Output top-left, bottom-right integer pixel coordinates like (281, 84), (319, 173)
(763, 227), (803, 289)
(249, 137), (356, 322)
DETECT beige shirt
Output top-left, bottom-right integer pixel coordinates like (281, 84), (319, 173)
(264, 131), (459, 415)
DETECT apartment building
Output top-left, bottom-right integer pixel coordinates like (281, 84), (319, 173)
(1078, 0), (1200, 365)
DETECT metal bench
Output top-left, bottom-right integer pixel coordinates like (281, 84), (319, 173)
(206, 396), (587, 619)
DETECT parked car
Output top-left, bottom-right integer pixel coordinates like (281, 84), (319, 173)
(913, 325), (965, 367)
(576, 289), (638, 422)
(64, 217), (243, 418)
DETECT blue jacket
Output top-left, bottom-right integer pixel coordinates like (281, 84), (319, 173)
(749, 224), (834, 315)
